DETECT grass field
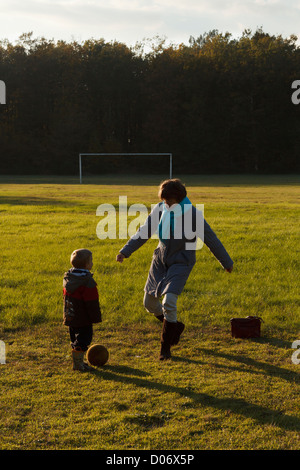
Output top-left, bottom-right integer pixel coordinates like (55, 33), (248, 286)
(0, 174), (299, 450)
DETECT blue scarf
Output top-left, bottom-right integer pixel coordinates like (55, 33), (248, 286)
(158, 196), (192, 243)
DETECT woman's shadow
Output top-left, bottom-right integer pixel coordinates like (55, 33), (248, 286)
(91, 356), (300, 432)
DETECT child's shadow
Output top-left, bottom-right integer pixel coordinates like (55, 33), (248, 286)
(92, 364), (150, 378)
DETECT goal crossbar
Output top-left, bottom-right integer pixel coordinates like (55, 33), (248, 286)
(79, 153), (172, 183)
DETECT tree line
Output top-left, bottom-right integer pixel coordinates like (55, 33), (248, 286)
(0, 29), (299, 175)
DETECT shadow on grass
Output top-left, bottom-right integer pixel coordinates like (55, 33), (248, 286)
(91, 362), (300, 432)
(104, 364), (150, 377)
(198, 344), (300, 384)
(0, 195), (78, 207)
(257, 336), (293, 349)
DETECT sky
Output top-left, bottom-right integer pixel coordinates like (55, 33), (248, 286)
(1, 0), (300, 47)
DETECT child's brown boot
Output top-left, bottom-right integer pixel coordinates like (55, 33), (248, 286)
(157, 316), (185, 345)
(170, 321), (185, 345)
(159, 319), (177, 360)
(72, 349), (93, 371)
(155, 314), (164, 322)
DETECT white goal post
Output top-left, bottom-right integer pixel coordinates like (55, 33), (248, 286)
(79, 153), (173, 183)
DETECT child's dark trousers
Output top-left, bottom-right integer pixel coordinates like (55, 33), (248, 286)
(69, 325), (93, 352)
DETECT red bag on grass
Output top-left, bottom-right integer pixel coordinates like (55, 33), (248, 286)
(230, 316), (263, 338)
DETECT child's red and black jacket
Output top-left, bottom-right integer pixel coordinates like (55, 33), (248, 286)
(63, 269), (102, 327)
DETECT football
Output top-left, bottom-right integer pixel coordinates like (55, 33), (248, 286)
(87, 344), (109, 366)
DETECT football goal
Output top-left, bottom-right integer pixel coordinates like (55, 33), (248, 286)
(78, 153), (173, 183)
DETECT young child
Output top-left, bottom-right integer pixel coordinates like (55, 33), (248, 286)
(116, 179), (233, 360)
(63, 248), (102, 371)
